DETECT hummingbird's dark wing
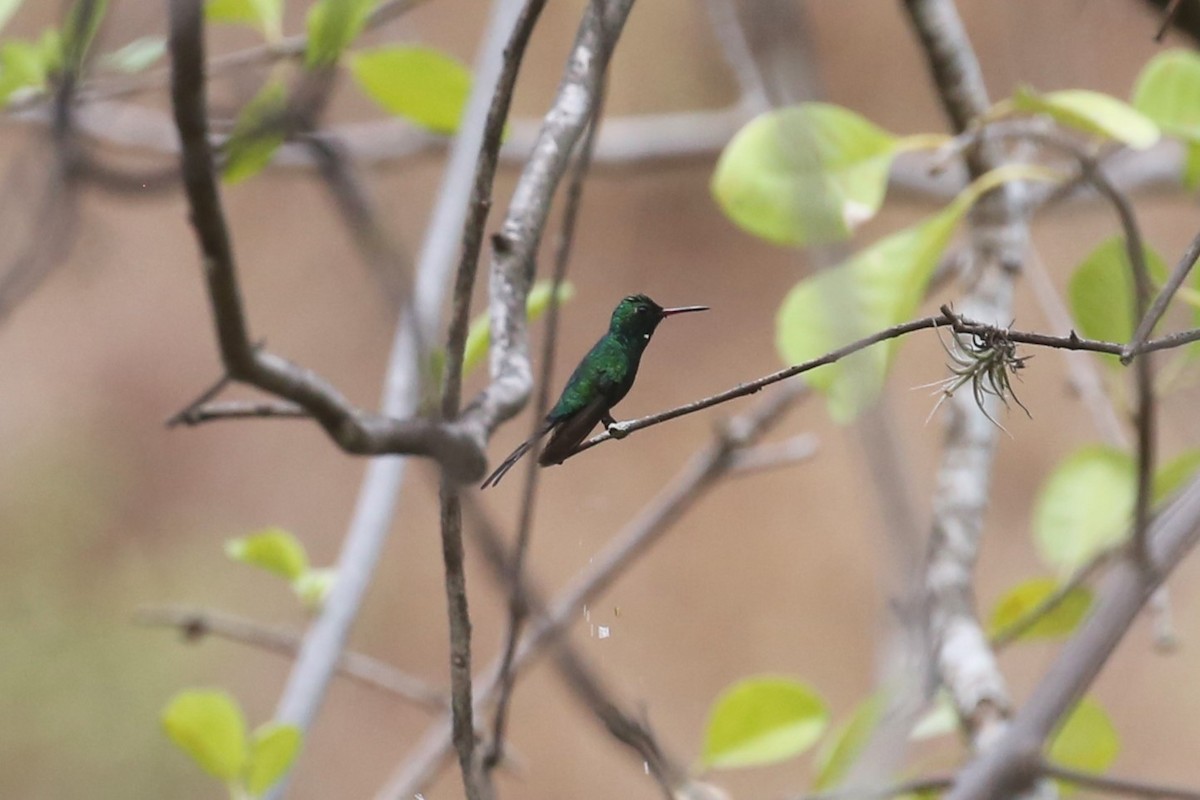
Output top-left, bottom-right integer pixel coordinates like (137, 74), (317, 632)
(479, 417), (556, 489)
(538, 394), (609, 466)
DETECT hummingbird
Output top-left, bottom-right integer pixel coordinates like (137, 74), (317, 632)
(480, 294), (708, 489)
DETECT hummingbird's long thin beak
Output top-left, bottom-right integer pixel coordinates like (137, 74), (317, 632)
(660, 305), (709, 317)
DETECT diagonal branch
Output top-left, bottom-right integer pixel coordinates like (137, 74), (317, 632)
(135, 606), (447, 710)
(377, 383), (806, 798)
(947, 475), (1200, 800)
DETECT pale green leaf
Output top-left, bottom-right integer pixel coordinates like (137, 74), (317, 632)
(1068, 236), (1167, 366)
(712, 104), (901, 246)
(813, 694), (882, 790)
(350, 46), (472, 134)
(293, 567), (336, 610)
(1154, 449), (1200, 503)
(910, 693), (958, 740)
(223, 81), (287, 183)
(207, 0), (284, 40)
(1013, 87), (1160, 150)
(101, 36), (166, 74)
(462, 280), (576, 376)
(0, 39), (51, 104)
(1132, 49), (1200, 141)
(1049, 697), (1120, 792)
(245, 722), (302, 796)
(0, 0), (24, 36)
(776, 164), (1056, 422)
(776, 207), (960, 421)
(1186, 142), (1200, 190)
(161, 689), (249, 781)
(988, 577), (1093, 641)
(1034, 446), (1134, 572)
(701, 676), (828, 770)
(306, 0), (374, 68)
(225, 527), (309, 581)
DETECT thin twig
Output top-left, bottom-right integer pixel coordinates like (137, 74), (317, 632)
(727, 433), (820, 476)
(569, 308), (1166, 460)
(304, 135), (412, 309)
(1156, 0), (1186, 41)
(1044, 762), (1200, 800)
(265, 3), (541, 796)
(135, 606), (447, 710)
(783, 775), (955, 800)
(486, 48), (609, 773)
(432, 1), (550, 795)
(1125, 229), (1200, 360)
(453, 0), (639, 452)
(167, 400), (309, 426)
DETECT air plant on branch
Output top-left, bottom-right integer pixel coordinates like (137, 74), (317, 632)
(922, 320), (1033, 432)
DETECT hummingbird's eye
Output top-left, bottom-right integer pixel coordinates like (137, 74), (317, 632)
(636, 306), (647, 314)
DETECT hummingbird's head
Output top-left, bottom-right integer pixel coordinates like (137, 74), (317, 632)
(609, 294), (708, 341)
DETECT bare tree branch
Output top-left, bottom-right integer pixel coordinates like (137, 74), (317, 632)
(135, 606), (447, 710)
(1126, 228), (1200, 359)
(1044, 761), (1200, 800)
(487, 76), (606, 772)
(264, 2), (545, 796)
(378, 383), (806, 798)
(901, 3), (1040, 789)
(167, 0), (484, 475)
(454, 0), (639, 454)
(947, 475), (1200, 800)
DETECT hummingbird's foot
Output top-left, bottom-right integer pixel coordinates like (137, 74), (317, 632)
(606, 421), (631, 439)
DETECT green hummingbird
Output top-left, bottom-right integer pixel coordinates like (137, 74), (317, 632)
(481, 294), (708, 489)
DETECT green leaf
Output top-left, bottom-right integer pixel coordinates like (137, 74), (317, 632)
(711, 103), (901, 246)
(776, 207), (958, 421)
(225, 527), (309, 581)
(1012, 87), (1159, 150)
(207, 0), (284, 40)
(462, 280), (576, 376)
(162, 689), (249, 781)
(1068, 236), (1168, 366)
(1154, 449), (1200, 503)
(910, 693), (957, 740)
(776, 164), (1055, 422)
(1048, 697), (1120, 790)
(100, 36), (166, 74)
(306, 0), (374, 68)
(223, 81), (288, 183)
(700, 676), (828, 770)
(1185, 142), (1200, 191)
(0, 0), (24, 36)
(1132, 49), (1200, 141)
(1034, 446), (1134, 572)
(813, 694), (882, 790)
(293, 567), (336, 610)
(350, 46), (473, 134)
(0, 38), (51, 104)
(245, 722), (302, 796)
(988, 577), (1093, 641)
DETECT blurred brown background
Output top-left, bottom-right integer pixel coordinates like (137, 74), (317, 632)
(2, 0), (1200, 798)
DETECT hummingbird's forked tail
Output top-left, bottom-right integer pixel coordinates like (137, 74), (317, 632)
(480, 419), (555, 489)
